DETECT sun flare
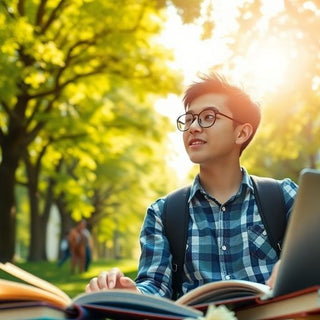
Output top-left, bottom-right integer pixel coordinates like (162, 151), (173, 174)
(157, 1), (293, 178)
(233, 39), (293, 98)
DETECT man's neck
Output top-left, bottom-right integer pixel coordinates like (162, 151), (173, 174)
(198, 163), (243, 204)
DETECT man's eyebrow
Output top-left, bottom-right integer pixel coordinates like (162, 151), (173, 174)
(186, 106), (219, 114)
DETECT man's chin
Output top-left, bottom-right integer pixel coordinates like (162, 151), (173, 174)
(187, 156), (202, 165)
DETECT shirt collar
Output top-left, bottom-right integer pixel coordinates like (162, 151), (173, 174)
(188, 167), (255, 202)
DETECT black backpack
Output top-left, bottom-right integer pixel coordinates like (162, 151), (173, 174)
(163, 176), (287, 300)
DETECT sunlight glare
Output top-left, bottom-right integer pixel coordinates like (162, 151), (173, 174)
(157, 5), (231, 85)
(261, 0), (284, 16)
(233, 40), (292, 99)
(155, 96), (193, 180)
(155, 0), (291, 179)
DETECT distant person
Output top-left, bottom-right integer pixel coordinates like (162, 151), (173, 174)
(68, 221), (86, 274)
(85, 73), (298, 299)
(82, 219), (93, 272)
(57, 230), (71, 268)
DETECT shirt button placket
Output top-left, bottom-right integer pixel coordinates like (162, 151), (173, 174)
(220, 205), (230, 280)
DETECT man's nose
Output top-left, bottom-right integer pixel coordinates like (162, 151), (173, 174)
(189, 115), (202, 131)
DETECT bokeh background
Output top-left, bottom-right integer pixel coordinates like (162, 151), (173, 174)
(0, 0), (319, 269)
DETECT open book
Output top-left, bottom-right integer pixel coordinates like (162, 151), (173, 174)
(176, 279), (270, 307)
(176, 279), (320, 319)
(0, 262), (274, 319)
(2, 266), (319, 320)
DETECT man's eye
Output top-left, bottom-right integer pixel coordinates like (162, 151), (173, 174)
(185, 116), (193, 124)
(203, 113), (215, 121)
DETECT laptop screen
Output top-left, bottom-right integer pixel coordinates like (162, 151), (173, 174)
(272, 168), (320, 297)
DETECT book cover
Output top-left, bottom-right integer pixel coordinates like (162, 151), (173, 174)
(0, 301), (67, 320)
(235, 286), (320, 320)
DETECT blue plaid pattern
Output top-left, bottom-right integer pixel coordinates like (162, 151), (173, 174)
(136, 168), (298, 298)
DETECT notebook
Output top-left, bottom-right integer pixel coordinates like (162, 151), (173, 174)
(271, 168), (320, 297)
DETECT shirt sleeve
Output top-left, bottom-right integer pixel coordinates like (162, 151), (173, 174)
(279, 178), (299, 219)
(135, 198), (173, 298)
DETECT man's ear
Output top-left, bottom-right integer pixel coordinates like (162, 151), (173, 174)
(235, 123), (253, 146)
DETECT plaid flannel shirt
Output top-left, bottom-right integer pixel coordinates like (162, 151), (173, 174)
(136, 168), (298, 298)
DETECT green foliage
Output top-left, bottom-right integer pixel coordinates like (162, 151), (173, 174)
(1, 0), (205, 260)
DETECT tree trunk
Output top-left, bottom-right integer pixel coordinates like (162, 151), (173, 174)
(0, 89), (31, 262)
(53, 160), (75, 246)
(56, 195), (75, 233)
(0, 137), (23, 262)
(25, 151), (57, 262)
(27, 184), (47, 261)
(0, 160), (17, 262)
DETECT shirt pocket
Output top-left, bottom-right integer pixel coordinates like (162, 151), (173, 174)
(248, 224), (277, 260)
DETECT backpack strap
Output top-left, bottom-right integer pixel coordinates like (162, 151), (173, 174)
(163, 186), (190, 300)
(250, 175), (287, 256)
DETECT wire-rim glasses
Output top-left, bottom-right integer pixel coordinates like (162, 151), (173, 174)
(176, 107), (243, 132)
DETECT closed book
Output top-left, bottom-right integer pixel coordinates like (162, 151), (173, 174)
(235, 286), (320, 320)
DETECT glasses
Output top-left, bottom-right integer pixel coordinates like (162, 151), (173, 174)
(176, 107), (243, 132)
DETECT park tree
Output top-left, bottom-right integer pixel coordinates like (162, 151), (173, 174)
(50, 89), (177, 260)
(0, 0), (208, 262)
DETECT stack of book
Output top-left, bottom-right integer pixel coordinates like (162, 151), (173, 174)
(1, 262), (320, 320)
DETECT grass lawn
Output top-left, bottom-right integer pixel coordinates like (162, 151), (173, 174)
(0, 259), (138, 299)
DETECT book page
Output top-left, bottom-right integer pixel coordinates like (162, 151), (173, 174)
(176, 279), (271, 306)
(0, 279), (70, 309)
(0, 262), (70, 302)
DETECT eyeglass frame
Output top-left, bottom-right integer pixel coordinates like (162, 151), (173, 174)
(176, 106), (244, 132)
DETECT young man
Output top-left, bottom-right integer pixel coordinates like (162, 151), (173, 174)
(86, 73), (298, 298)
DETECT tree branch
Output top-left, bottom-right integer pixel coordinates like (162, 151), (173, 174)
(17, 0), (25, 16)
(35, 0), (48, 26)
(41, 0), (68, 34)
(0, 100), (13, 117)
(29, 62), (110, 100)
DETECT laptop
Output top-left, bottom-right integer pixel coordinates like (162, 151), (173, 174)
(272, 168), (320, 297)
